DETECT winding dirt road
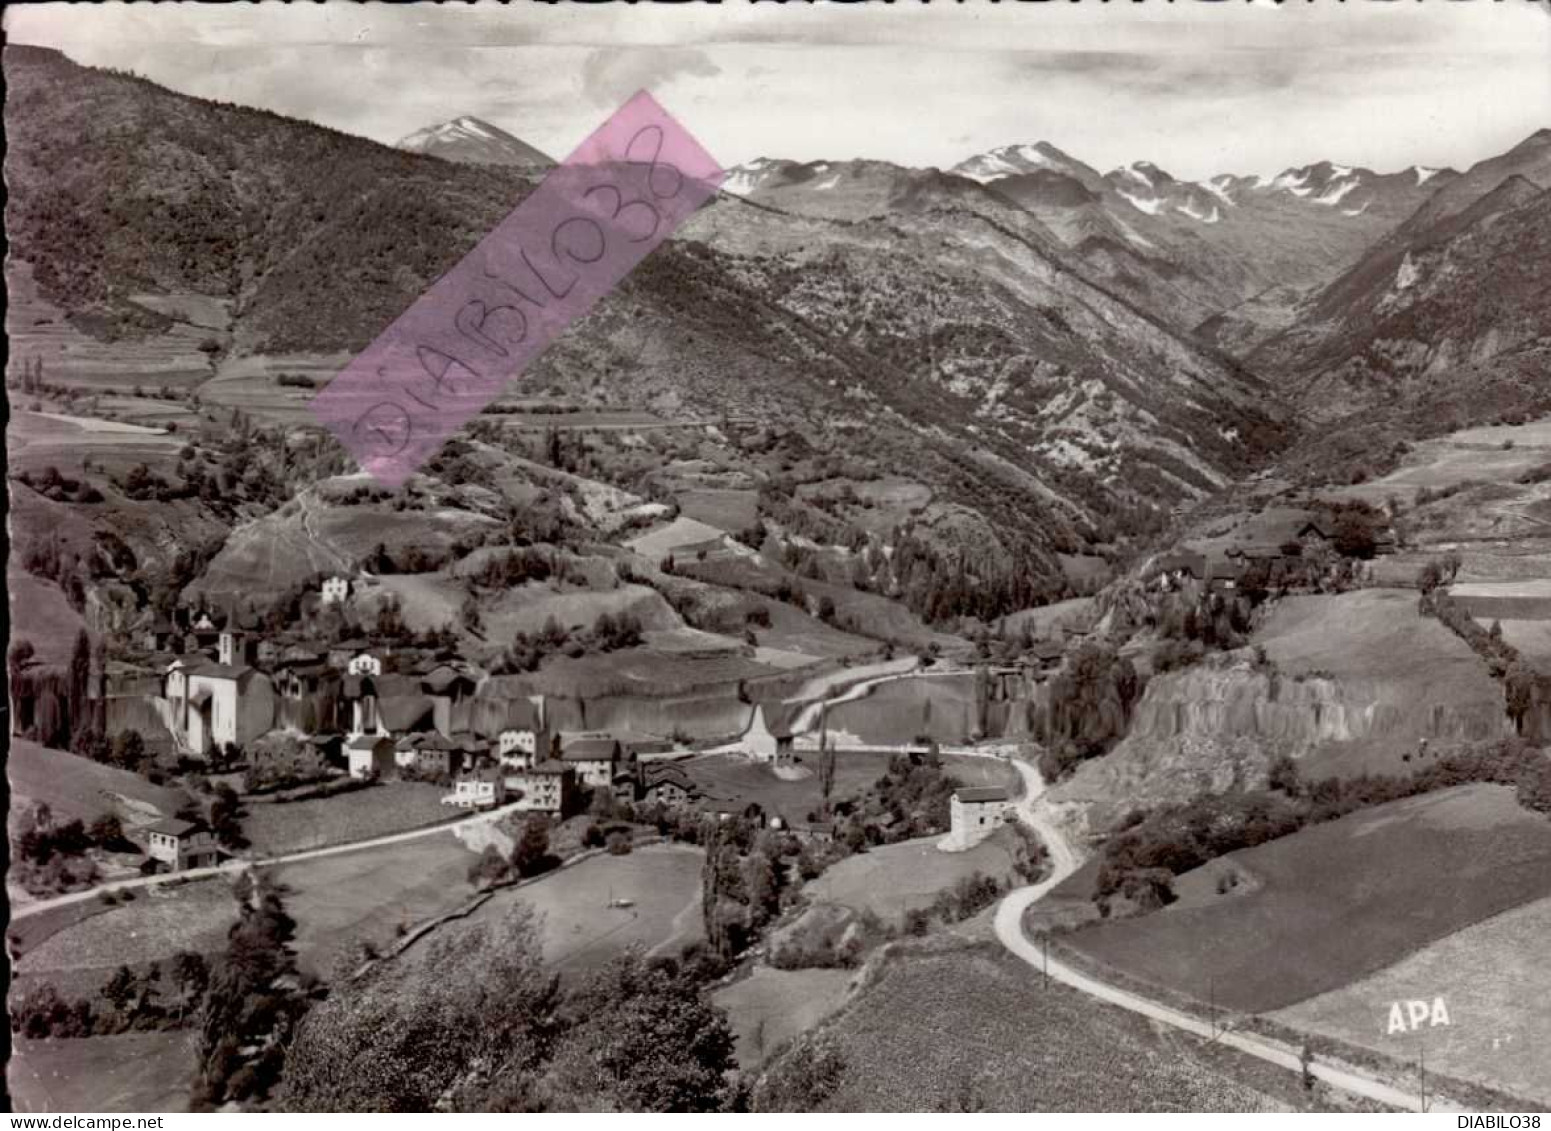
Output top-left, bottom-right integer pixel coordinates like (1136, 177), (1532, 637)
(988, 756), (1444, 1113)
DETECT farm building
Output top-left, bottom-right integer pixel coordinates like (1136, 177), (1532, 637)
(1207, 559), (1243, 594)
(741, 703), (797, 765)
(320, 575), (352, 604)
(1149, 551), (1207, 591)
(638, 763), (699, 808)
(144, 817), (219, 872)
(947, 785), (1011, 850)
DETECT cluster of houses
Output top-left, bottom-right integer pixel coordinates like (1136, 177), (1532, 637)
(1148, 516), (1395, 595)
(101, 580), (821, 831)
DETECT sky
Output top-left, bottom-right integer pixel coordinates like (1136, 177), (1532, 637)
(7, 2), (1550, 180)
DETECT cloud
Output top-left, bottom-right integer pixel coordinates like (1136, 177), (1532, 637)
(579, 47), (720, 109)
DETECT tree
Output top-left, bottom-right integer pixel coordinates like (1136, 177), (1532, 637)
(102, 964), (138, 1016)
(194, 876), (307, 1106)
(511, 816), (555, 878)
(172, 950), (211, 1020)
(209, 783), (247, 849)
(1332, 510), (1377, 560)
(539, 952), (737, 1112)
(281, 907), (561, 1112)
(89, 812), (124, 848)
(69, 628), (91, 732)
(1505, 663), (1537, 732)
(111, 729), (147, 771)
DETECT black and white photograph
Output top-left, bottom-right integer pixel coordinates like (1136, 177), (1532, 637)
(4, 0), (1551, 1115)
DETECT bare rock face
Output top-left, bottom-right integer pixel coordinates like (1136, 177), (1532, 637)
(1048, 652), (1513, 836)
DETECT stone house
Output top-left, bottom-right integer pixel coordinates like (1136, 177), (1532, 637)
(948, 785), (1011, 849)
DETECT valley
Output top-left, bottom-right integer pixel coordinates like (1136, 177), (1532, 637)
(5, 31), (1551, 1116)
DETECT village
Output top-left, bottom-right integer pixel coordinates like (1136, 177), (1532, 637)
(45, 568), (1033, 880)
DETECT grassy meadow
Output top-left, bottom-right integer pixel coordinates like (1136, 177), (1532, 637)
(1060, 784), (1551, 1014)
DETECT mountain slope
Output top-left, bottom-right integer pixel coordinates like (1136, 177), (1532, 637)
(395, 115), (552, 167)
(1252, 129), (1551, 420)
(4, 44), (1296, 611)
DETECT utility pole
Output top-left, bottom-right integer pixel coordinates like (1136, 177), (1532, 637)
(1042, 933), (1049, 990)
(1209, 974), (1219, 1042)
(1419, 1035), (1428, 1113)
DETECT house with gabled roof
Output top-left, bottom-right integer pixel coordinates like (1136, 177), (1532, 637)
(639, 762), (699, 808)
(558, 731), (623, 788)
(346, 733), (394, 779)
(144, 817), (220, 872)
(444, 766), (506, 810)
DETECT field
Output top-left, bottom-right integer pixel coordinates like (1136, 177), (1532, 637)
(1487, 619), (1551, 664)
(1253, 589), (1511, 776)
(749, 599), (880, 662)
(802, 825), (1026, 925)
(1448, 580), (1551, 622)
(8, 568), (86, 666)
(483, 581), (681, 640)
(624, 515), (729, 559)
(684, 750), (1017, 826)
(824, 674), (980, 745)
(805, 945), (1312, 1111)
(712, 965), (856, 1068)
(12, 878), (238, 1001)
(7, 739), (189, 829)
(684, 750), (892, 821)
(1273, 894), (1551, 1107)
(8, 409), (185, 481)
(999, 596), (1096, 637)
(453, 843), (705, 973)
(268, 833), (480, 977)
(1059, 784), (1551, 1014)
(8, 1032), (195, 1113)
(676, 487), (758, 533)
(242, 782), (457, 857)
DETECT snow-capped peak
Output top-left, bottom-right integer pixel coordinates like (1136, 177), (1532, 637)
(949, 141), (1092, 185)
(395, 115), (551, 166)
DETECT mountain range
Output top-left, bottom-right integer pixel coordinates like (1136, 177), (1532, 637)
(6, 43), (1549, 594)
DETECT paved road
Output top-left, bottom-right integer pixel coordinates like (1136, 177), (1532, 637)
(988, 756), (1444, 1114)
(11, 801), (524, 922)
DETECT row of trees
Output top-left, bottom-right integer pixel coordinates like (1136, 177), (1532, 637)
(1030, 643), (1145, 781)
(10, 951), (212, 1040)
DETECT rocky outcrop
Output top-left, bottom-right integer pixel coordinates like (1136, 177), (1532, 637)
(1049, 652), (1512, 837)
